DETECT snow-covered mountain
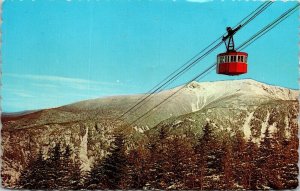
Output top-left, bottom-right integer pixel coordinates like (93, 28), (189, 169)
(152, 99), (298, 143)
(62, 79), (297, 128)
(1, 79), (298, 187)
(183, 79), (297, 109)
(6, 79), (295, 129)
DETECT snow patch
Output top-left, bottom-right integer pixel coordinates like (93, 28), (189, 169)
(79, 126), (91, 171)
(191, 87), (203, 112)
(186, 118), (195, 122)
(211, 122), (219, 129)
(133, 126), (144, 133)
(226, 126), (232, 131)
(284, 116), (291, 139)
(260, 111), (270, 139)
(242, 112), (254, 140)
(174, 120), (183, 125)
(269, 122), (277, 134)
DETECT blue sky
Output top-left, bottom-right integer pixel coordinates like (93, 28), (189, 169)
(2, 1), (298, 112)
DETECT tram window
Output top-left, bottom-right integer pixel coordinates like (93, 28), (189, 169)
(225, 56), (228, 62)
(241, 56), (244, 62)
(245, 56), (248, 62)
(238, 56), (241, 62)
(230, 56), (233, 62)
(219, 57), (222, 63)
(221, 56), (225, 63)
(232, 56), (236, 62)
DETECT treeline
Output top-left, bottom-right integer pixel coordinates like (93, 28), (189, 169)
(18, 123), (298, 190)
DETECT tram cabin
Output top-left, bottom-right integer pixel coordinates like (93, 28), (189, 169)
(217, 52), (248, 75)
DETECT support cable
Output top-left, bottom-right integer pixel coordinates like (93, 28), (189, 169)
(128, 3), (298, 126)
(118, 1), (273, 120)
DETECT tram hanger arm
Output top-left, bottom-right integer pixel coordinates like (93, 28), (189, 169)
(222, 25), (242, 42)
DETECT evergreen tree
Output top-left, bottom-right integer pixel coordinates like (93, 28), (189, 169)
(276, 125), (298, 189)
(143, 127), (167, 189)
(126, 145), (150, 189)
(143, 128), (196, 190)
(18, 144), (83, 190)
(88, 133), (128, 189)
(68, 158), (83, 190)
(231, 131), (248, 189)
(18, 150), (48, 189)
(87, 158), (105, 189)
(244, 137), (259, 190)
(163, 136), (195, 189)
(194, 122), (223, 190)
(46, 142), (63, 189)
(59, 145), (83, 189)
(220, 137), (235, 189)
(262, 127), (286, 189)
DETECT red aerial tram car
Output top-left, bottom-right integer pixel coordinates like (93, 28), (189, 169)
(217, 26), (248, 75)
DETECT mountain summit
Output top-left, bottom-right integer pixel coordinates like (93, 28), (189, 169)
(3, 79), (298, 129)
(78, 79), (297, 127)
